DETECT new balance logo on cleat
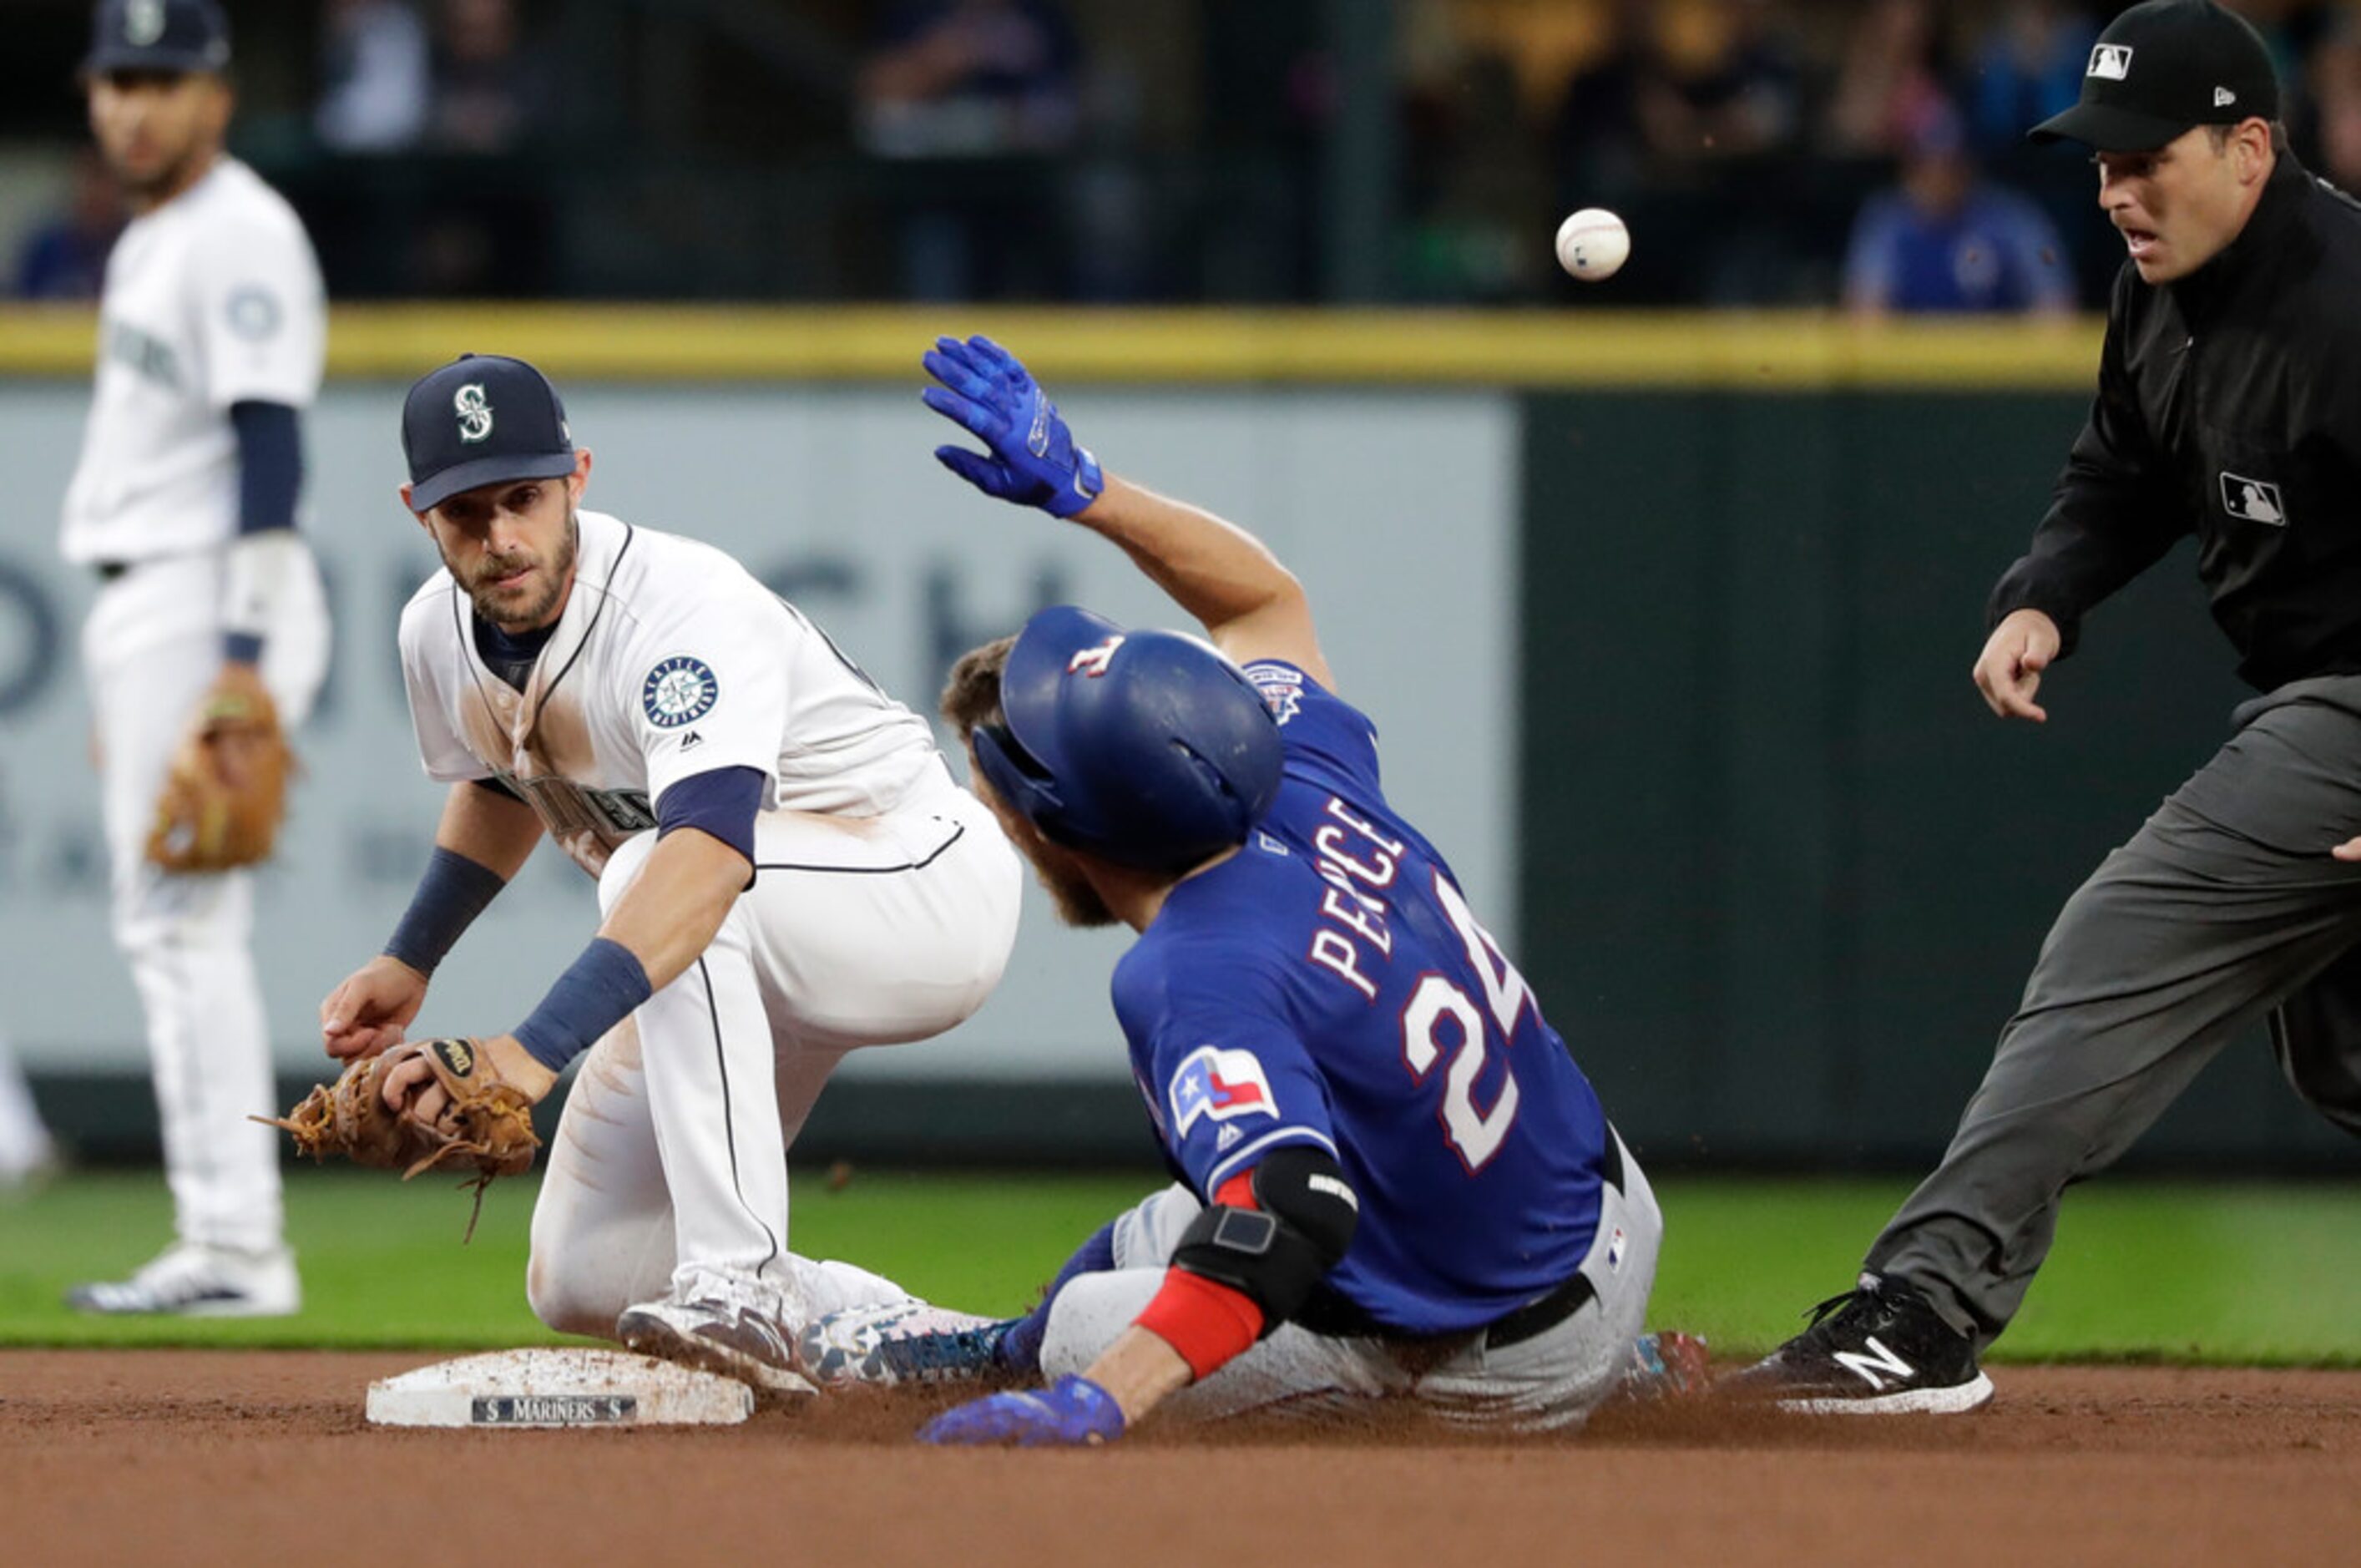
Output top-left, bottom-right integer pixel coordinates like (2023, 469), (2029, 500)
(1717, 1273), (1994, 1416)
(1831, 1335), (1915, 1391)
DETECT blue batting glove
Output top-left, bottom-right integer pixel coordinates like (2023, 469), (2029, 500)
(915, 1373), (1127, 1448)
(922, 335), (1105, 518)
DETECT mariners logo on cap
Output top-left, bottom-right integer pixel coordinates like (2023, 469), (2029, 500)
(2089, 43), (2134, 80)
(454, 383), (493, 443)
(641, 655), (719, 728)
(125, 0), (167, 46)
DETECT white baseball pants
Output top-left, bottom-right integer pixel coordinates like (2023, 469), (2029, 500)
(1040, 1130), (1663, 1431)
(84, 547), (331, 1252)
(525, 767), (1023, 1333)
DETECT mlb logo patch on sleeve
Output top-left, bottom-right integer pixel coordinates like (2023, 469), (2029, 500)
(2221, 473), (2287, 526)
(1170, 1046), (1278, 1137)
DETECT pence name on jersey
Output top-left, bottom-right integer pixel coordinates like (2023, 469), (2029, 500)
(61, 159), (325, 564)
(397, 510), (938, 877)
(1110, 660), (1612, 1337)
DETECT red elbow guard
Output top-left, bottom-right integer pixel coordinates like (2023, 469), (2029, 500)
(1136, 1267), (1266, 1381)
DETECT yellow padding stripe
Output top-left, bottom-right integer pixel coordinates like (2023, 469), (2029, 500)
(0, 306), (2103, 389)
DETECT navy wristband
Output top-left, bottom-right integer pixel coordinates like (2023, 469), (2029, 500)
(224, 630), (265, 665)
(384, 847), (507, 976)
(513, 937), (653, 1073)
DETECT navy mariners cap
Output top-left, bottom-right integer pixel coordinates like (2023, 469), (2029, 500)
(83, 0), (232, 76)
(2030, 0), (2280, 152)
(402, 355), (579, 513)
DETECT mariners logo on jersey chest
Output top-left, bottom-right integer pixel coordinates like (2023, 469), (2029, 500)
(642, 655), (720, 728)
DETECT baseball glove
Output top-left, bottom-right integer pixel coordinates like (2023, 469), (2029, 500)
(145, 667), (295, 873)
(258, 1038), (542, 1237)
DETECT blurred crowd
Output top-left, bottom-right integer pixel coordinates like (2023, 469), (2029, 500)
(13, 0), (2361, 307)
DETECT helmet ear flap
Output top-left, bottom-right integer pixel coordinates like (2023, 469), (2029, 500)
(973, 721), (1072, 847)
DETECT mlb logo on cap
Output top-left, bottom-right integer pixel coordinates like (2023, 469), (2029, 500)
(2090, 43), (2134, 80)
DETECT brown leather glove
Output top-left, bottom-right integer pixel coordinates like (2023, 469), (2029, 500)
(259, 1039), (543, 1236)
(145, 665), (296, 872)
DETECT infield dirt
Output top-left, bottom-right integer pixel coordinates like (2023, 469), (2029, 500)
(5, 1352), (2356, 1567)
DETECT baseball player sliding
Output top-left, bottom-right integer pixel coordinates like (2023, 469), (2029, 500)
(63, 0), (331, 1315)
(311, 354), (1022, 1393)
(801, 338), (1673, 1439)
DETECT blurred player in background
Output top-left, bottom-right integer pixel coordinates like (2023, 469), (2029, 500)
(799, 337), (1682, 1442)
(314, 354), (1021, 1394)
(0, 1032), (60, 1193)
(59, 0), (331, 1315)
(1734, 0), (2361, 1414)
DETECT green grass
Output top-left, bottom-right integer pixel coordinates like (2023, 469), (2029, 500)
(3, 1170), (2357, 1363)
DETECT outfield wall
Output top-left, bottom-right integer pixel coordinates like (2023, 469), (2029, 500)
(2, 308), (2349, 1168)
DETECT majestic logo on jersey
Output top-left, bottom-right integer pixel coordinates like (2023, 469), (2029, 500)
(1244, 663), (1303, 725)
(1170, 1046), (1278, 1137)
(1067, 636), (1124, 677)
(641, 655), (720, 728)
(2221, 472), (2287, 526)
(2088, 43), (2133, 81)
(454, 383), (494, 443)
(125, 0), (166, 47)
(225, 286), (282, 342)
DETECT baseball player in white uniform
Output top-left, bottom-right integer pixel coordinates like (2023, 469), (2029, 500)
(0, 1031), (60, 1192)
(316, 354), (1022, 1393)
(63, 0), (331, 1314)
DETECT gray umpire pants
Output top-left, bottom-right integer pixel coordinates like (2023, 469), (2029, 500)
(1869, 675), (2361, 1351)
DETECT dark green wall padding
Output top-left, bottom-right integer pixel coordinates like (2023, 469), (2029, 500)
(1519, 391), (2358, 1170)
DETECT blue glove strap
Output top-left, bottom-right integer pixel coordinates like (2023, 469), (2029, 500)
(1043, 446), (1103, 518)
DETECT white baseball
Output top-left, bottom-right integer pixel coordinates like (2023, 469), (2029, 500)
(1555, 208), (1630, 282)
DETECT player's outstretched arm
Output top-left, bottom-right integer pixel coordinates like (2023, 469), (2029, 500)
(923, 335), (1334, 688)
(321, 782), (543, 1060)
(1076, 475), (1332, 690)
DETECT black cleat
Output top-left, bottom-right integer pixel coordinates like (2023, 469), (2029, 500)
(1721, 1272), (1994, 1414)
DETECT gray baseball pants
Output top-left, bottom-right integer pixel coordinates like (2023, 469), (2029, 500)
(1869, 675), (2361, 1351)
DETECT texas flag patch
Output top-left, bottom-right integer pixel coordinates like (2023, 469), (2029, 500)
(1170, 1046), (1279, 1137)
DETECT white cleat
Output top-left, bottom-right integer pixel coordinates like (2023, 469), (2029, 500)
(66, 1242), (301, 1318)
(617, 1271), (815, 1400)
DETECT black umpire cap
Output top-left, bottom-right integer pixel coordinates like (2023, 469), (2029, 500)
(83, 0), (231, 76)
(2029, 0), (2279, 152)
(402, 356), (579, 513)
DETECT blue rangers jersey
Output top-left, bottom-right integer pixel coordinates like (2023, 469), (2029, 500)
(1110, 660), (1612, 1336)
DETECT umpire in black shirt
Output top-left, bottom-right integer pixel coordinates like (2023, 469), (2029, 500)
(1732, 0), (2361, 1414)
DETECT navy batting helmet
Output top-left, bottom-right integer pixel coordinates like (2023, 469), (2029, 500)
(974, 606), (1285, 874)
